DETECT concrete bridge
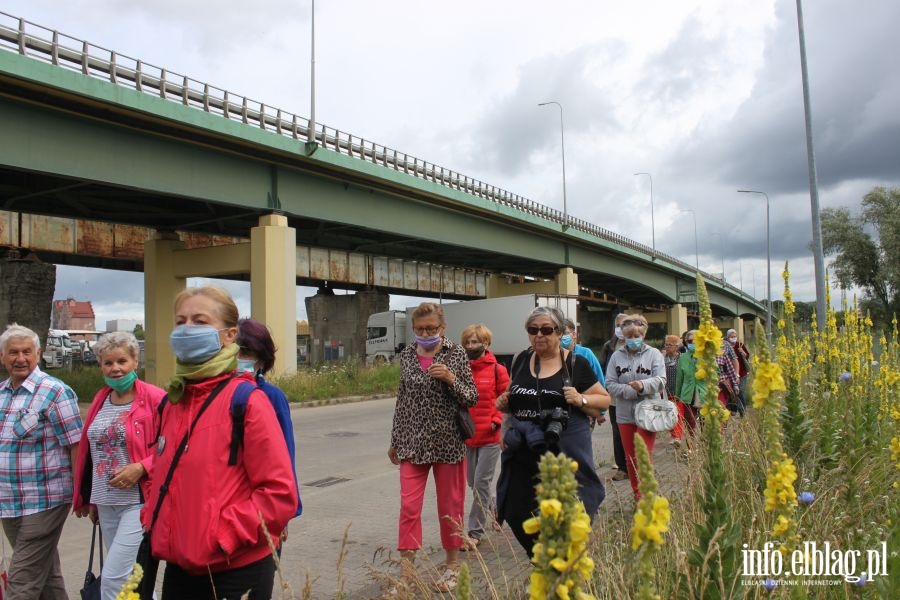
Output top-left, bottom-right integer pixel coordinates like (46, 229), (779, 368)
(0, 12), (765, 383)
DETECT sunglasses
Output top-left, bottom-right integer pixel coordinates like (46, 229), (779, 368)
(526, 325), (557, 336)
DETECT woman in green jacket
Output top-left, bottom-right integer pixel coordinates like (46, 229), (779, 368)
(674, 330), (704, 437)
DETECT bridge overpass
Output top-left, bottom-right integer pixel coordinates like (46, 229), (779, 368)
(0, 12), (765, 382)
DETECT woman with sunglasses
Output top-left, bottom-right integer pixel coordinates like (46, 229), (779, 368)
(387, 302), (477, 593)
(495, 306), (610, 556)
(605, 315), (666, 500)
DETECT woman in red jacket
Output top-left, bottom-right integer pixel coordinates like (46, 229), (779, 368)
(73, 331), (165, 600)
(143, 286), (297, 600)
(460, 324), (509, 549)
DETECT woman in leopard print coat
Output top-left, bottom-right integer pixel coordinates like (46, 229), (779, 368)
(387, 302), (477, 592)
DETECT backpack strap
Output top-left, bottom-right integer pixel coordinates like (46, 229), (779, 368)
(151, 395), (169, 448)
(228, 381), (257, 466)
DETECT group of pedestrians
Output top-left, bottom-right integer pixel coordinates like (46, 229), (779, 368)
(0, 285), (301, 600)
(1, 293), (752, 599)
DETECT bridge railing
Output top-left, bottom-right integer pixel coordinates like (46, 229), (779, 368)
(0, 11), (759, 306)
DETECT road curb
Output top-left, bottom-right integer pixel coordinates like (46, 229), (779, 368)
(291, 393), (395, 409)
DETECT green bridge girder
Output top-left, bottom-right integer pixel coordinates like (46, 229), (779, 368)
(0, 46), (765, 319)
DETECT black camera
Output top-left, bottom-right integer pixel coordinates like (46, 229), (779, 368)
(540, 405), (569, 444)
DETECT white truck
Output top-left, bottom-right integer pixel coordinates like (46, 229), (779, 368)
(365, 294), (578, 367)
(42, 329), (73, 369)
(366, 310), (408, 364)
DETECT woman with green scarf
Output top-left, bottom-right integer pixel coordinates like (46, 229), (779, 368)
(141, 286), (298, 600)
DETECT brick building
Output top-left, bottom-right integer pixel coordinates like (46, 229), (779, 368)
(51, 298), (96, 330)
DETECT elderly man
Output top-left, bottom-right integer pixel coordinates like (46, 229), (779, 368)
(0, 324), (82, 599)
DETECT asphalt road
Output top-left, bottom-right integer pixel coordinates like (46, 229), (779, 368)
(54, 397), (617, 599)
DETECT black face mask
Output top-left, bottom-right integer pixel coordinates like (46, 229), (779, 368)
(466, 346), (486, 360)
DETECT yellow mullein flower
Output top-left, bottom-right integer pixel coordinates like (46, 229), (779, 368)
(530, 571), (548, 600)
(523, 516), (542, 535)
(540, 499), (563, 521)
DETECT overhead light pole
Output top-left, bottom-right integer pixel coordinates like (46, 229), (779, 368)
(306, 0), (317, 150)
(679, 209), (699, 270)
(795, 0), (827, 330)
(738, 189), (772, 339)
(538, 101), (568, 229)
(711, 232), (726, 282)
(633, 172), (655, 251)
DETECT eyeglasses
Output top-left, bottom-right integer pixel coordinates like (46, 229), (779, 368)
(526, 325), (557, 336)
(664, 343), (679, 348)
(621, 319), (642, 326)
(413, 326), (442, 336)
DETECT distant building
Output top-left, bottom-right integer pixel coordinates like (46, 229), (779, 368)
(51, 298), (95, 330)
(106, 318), (142, 333)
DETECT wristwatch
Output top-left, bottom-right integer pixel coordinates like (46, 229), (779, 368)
(580, 395), (588, 407)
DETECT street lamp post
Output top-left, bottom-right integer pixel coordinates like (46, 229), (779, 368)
(538, 101), (568, 229)
(711, 232), (726, 282)
(306, 0), (317, 149)
(679, 209), (699, 270)
(634, 172), (655, 251)
(795, 0), (827, 331)
(738, 190), (772, 339)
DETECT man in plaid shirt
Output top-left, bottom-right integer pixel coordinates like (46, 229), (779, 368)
(0, 324), (82, 599)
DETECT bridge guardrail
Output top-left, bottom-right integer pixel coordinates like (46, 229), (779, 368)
(0, 11), (761, 307)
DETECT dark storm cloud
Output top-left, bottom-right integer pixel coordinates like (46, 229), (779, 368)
(467, 43), (624, 177)
(666, 0), (900, 196)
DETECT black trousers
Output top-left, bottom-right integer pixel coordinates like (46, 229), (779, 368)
(608, 406), (628, 472)
(162, 555), (275, 600)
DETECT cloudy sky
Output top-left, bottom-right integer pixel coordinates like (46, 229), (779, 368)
(6, 0), (897, 327)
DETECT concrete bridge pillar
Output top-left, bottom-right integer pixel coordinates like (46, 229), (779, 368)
(666, 304), (688, 336)
(305, 289), (388, 364)
(143, 232), (186, 386)
(0, 256), (55, 367)
(250, 214), (297, 376)
(487, 267), (579, 298)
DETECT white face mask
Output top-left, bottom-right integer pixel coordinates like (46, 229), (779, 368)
(614, 326), (624, 340)
(728, 337), (738, 344)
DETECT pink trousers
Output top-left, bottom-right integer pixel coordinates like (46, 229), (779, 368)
(617, 423), (657, 499)
(398, 460), (466, 551)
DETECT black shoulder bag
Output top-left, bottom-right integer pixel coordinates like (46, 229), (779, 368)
(136, 376), (233, 600)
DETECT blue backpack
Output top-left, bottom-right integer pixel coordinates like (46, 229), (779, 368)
(156, 379), (301, 514)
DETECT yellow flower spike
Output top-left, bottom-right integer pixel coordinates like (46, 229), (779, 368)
(540, 499), (563, 521)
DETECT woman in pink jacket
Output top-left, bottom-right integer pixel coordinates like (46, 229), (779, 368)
(73, 331), (165, 600)
(143, 286), (297, 600)
(460, 324), (509, 549)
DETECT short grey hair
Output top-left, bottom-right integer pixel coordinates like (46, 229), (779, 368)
(93, 331), (140, 363)
(614, 312), (631, 326)
(525, 306), (565, 333)
(0, 324), (40, 354)
(621, 314), (649, 337)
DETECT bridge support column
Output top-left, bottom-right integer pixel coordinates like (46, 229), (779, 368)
(250, 214), (297, 376)
(666, 304), (688, 336)
(487, 267), (579, 298)
(144, 232), (186, 386)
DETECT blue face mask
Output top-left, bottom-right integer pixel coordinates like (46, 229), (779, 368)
(104, 370), (137, 393)
(687, 342), (696, 353)
(170, 324), (223, 364)
(560, 334), (573, 349)
(237, 359), (257, 374)
(415, 334), (442, 349)
(625, 337), (644, 351)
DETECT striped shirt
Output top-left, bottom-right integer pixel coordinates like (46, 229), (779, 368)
(0, 367), (83, 517)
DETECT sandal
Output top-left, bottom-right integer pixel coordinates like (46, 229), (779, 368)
(459, 534), (481, 551)
(433, 564), (459, 593)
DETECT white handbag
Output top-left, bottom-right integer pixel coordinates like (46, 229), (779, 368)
(633, 397), (678, 432)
